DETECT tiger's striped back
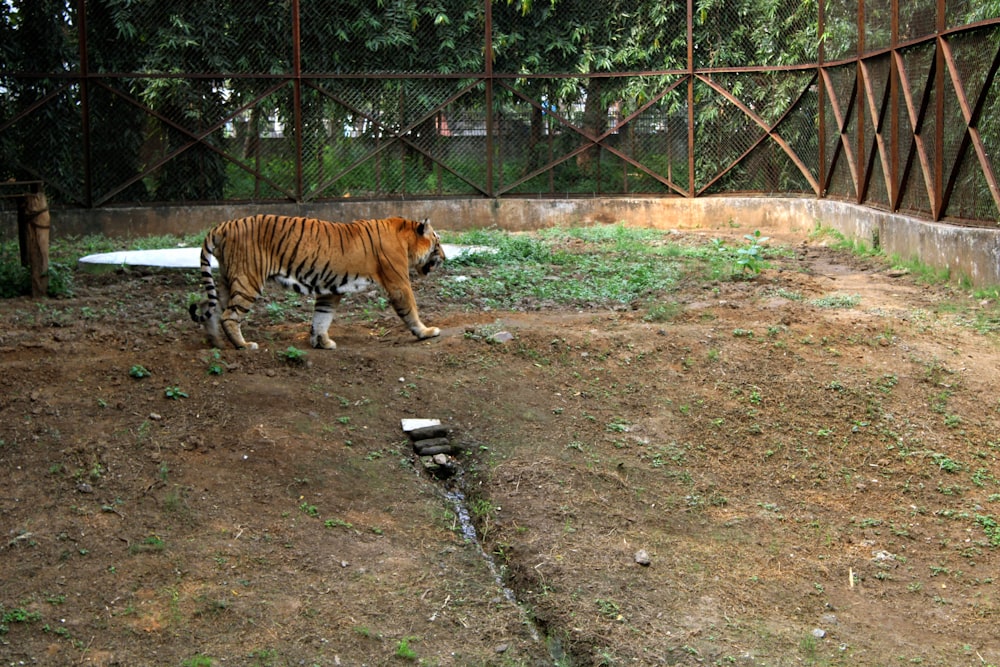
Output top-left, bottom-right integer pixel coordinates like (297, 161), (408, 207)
(189, 214), (445, 350)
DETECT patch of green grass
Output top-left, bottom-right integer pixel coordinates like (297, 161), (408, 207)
(888, 252), (952, 285)
(181, 654), (215, 667)
(395, 636), (419, 660)
(0, 606), (43, 634)
(130, 535), (166, 554)
(442, 225), (684, 308)
(810, 223), (884, 258)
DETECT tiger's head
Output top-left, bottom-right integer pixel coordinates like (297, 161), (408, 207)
(413, 219), (446, 276)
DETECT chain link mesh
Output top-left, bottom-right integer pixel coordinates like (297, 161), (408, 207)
(1, 0), (998, 224)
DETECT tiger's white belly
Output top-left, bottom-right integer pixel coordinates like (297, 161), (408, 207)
(274, 274), (375, 295)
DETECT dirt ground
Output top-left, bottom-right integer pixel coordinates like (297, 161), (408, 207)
(2, 226), (1000, 667)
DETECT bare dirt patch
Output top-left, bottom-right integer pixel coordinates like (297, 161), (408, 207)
(2, 229), (1000, 666)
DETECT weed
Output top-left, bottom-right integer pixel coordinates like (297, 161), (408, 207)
(975, 515), (1000, 546)
(299, 502), (319, 517)
(130, 535), (165, 554)
(129, 364), (151, 379)
(733, 230), (770, 276)
(324, 518), (354, 529)
(0, 606), (42, 634)
(595, 598), (624, 621)
(278, 346), (307, 364)
(250, 648), (276, 666)
(181, 656), (215, 667)
(395, 636), (419, 660)
(972, 468), (997, 487)
(643, 300), (680, 322)
(931, 453), (963, 473)
(164, 386), (189, 400)
(605, 417), (631, 433)
(206, 349), (225, 375)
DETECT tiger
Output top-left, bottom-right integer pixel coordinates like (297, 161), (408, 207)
(188, 214), (445, 350)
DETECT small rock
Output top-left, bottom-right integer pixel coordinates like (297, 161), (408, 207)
(432, 453), (451, 466)
(812, 628), (826, 639)
(408, 425), (449, 441)
(416, 443), (457, 456)
(149, 412), (162, 421)
(494, 643), (509, 654)
(490, 331), (514, 343)
(76, 483), (94, 494)
(634, 549), (651, 566)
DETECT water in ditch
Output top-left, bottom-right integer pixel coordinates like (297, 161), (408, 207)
(440, 485), (544, 645)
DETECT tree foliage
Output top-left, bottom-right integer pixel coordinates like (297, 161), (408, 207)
(0, 0), (996, 214)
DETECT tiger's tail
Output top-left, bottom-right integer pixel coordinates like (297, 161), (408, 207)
(188, 232), (224, 346)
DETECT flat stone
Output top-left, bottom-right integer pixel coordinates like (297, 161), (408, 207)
(401, 418), (441, 432)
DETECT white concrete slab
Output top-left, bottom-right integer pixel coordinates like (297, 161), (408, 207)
(77, 243), (494, 271)
(400, 418), (441, 432)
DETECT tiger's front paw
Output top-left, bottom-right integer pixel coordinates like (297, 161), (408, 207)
(417, 326), (440, 339)
(310, 335), (337, 350)
(239, 341), (259, 351)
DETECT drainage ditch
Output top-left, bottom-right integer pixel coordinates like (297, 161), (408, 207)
(401, 419), (573, 663)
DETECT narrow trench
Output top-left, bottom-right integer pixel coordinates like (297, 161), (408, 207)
(438, 475), (574, 665)
(404, 421), (576, 664)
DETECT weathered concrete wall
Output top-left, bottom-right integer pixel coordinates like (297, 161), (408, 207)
(4, 197), (999, 286)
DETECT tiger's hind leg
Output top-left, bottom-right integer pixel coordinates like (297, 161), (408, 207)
(310, 293), (343, 349)
(386, 285), (440, 340)
(219, 278), (262, 350)
(201, 306), (226, 349)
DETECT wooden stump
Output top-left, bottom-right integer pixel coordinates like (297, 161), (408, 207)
(18, 191), (50, 298)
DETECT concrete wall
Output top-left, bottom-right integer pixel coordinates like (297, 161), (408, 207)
(4, 197), (1000, 287)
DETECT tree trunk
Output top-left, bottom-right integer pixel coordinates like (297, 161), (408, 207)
(18, 191), (50, 298)
(576, 78), (606, 176)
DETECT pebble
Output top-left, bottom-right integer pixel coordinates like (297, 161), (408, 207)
(812, 628), (826, 639)
(634, 549), (651, 566)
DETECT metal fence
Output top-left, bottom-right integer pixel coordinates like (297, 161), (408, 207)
(2, 1), (998, 226)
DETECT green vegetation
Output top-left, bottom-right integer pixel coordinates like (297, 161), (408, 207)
(441, 224), (776, 312)
(395, 636), (419, 661)
(277, 346), (308, 364)
(164, 386), (189, 400)
(0, 606), (42, 634)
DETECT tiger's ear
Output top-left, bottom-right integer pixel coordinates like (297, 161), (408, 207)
(416, 219), (430, 236)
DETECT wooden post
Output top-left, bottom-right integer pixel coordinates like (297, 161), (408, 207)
(17, 191), (50, 298)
